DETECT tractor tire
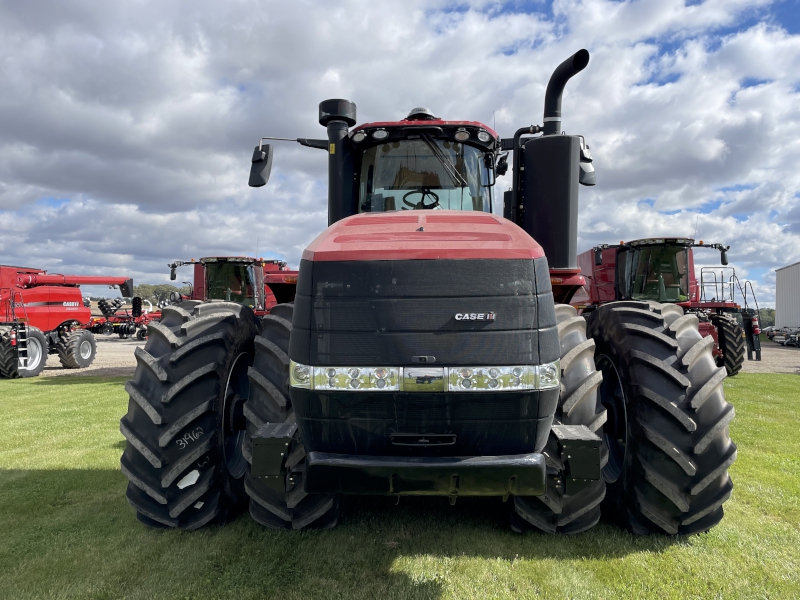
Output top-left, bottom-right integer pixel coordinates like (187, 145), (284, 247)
(0, 326), (17, 379)
(119, 302), (260, 529)
(587, 301), (736, 535)
(712, 315), (745, 377)
(511, 304), (607, 534)
(243, 303), (341, 530)
(57, 329), (97, 369)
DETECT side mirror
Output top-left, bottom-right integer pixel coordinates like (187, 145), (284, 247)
(249, 144), (274, 187)
(594, 248), (603, 266)
(721, 250), (728, 266)
(579, 141), (595, 186)
(579, 161), (596, 186)
(496, 153), (509, 176)
(169, 267), (177, 281)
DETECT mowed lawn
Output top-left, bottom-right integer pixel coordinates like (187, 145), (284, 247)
(0, 374), (798, 600)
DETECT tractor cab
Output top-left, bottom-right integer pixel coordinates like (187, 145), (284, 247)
(167, 256), (298, 314)
(584, 237), (730, 306)
(350, 109), (498, 213)
(618, 239), (693, 303)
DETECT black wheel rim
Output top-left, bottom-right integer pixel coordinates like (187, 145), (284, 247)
(222, 352), (251, 479)
(596, 354), (627, 484)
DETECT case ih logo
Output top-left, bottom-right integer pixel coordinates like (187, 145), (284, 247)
(455, 312), (496, 321)
(62, 302), (80, 307)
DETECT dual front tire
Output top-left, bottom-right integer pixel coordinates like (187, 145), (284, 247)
(513, 301), (736, 535)
(120, 301), (338, 531)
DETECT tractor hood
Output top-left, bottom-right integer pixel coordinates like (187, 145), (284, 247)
(302, 210), (545, 262)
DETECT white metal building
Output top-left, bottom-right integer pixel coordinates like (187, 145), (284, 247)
(776, 261), (800, 328)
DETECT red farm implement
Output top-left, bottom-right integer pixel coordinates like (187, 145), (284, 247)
(0, 264), (137, 378)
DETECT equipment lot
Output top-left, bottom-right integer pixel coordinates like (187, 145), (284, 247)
(0, 372), (797, 599)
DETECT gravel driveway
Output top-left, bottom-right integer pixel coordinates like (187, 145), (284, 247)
(740, 340), (800, 375)
(39, 335), (143, 378)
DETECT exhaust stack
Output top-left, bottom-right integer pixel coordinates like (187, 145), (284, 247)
(516, 49), (591, 270)
(542, 49), (590, 136)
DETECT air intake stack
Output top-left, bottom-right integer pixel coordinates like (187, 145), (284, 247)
(319, 99), (357, 225)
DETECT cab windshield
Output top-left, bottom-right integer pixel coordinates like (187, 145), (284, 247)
(621, 245), (690, 302)
(206, 262), (257, 306)
(358, 139), (492, 212)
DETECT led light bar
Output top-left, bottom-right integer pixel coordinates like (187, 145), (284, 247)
(289, 361), (560, 392)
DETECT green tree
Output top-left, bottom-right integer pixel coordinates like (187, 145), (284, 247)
(134, 283), (191, 304)
(758, 307), (775, 328)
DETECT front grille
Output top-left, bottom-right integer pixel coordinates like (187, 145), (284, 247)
(290, 257), (558, 366)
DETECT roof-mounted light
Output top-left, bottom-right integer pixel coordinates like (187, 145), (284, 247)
(352, 131), (366, 143)
(454, 129), (470, 142)
(477, 130), (491, 142)
(372, 129), (389, 140)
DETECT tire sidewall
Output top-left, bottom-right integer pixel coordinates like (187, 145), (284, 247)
(19, 327), (47, 378)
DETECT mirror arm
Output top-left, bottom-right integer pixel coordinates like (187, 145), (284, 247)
(257, 136), (327, 150)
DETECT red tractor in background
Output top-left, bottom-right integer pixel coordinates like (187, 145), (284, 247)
(165, 256), (298, 314)
(575, 238), (761, 375)
(121, 50), (737, 537)
(0, 264), (137, 378)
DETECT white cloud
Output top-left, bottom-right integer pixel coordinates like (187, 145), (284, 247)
(0, 0), (798, 306)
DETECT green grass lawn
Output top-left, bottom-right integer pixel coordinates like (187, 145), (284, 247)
(0, 374), (798, 600)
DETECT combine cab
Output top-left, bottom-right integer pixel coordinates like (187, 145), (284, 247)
(0, 265), (136, 378)
(578, 238), (761, 375)
(120, 51), (737, 536)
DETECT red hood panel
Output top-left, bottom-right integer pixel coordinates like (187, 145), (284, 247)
(302, 211), (543, 262)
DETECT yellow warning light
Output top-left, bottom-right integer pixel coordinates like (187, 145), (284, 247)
(620, 241), (624, 245)
(699, 241), (704, 245)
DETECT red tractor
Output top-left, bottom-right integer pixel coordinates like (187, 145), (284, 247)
(576, 238), (761, 375)
(121, 50), (736, 536)
(165, 256), (298, 314)
(0, 264), (136, 378)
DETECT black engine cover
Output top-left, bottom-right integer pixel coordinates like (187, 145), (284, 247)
(287, 257), (560, 457)
(289, 257), (558, 366)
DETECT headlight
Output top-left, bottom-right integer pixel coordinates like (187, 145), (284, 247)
(454, 129), (470, 141)
(372, 129), (389, 140)
(308, 364), (401, 391)
(447, 363), (559, 391)
(289, 361), (560, 392)
(290, 361), (312, 388)
(477, 130), (491, 142)
(352, 131), (366, 143)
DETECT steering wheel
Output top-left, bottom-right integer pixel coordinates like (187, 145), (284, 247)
(403, 188), (440, 210)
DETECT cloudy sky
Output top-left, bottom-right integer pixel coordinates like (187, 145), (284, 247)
(1, 0), (799, 305)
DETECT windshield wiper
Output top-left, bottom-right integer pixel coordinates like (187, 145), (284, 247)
(421, 134), (468, 188)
